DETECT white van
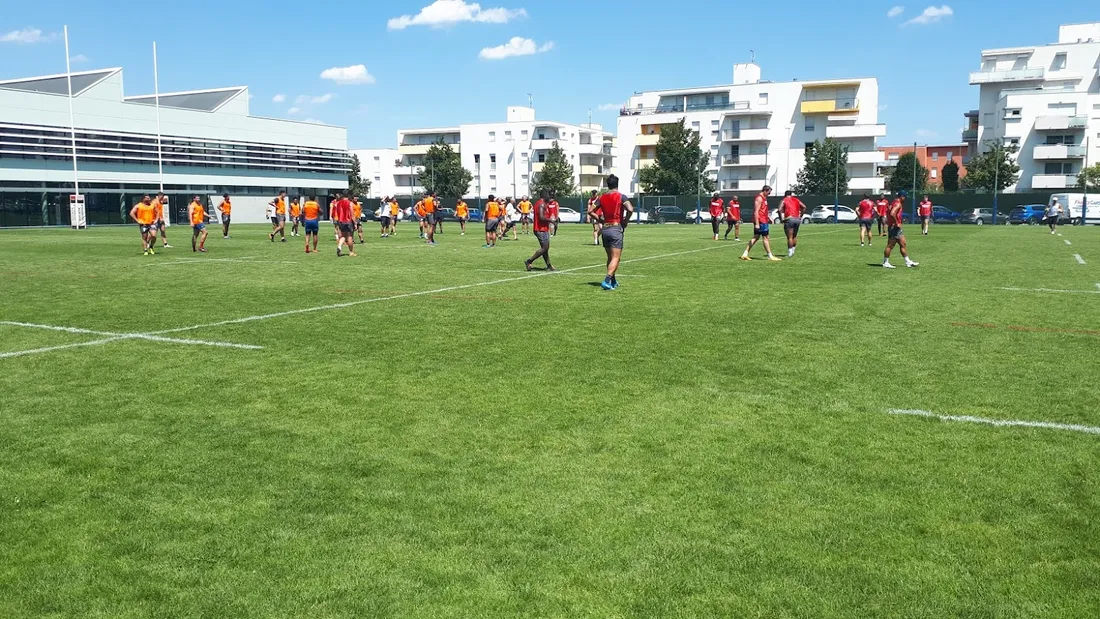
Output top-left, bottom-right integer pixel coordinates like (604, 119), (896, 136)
(1048, 193), (1100, 225)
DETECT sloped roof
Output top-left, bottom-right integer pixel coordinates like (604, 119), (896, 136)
(0, 68), (120, 96)
(125, 87), (246, 112)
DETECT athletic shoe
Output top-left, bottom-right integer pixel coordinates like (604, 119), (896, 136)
(734, 237), (741, 242)
(461, 232), (465, 236)
(198, 248), (206, 253)
(906, 260), (920, 268)
(270, 234), (274, 242)
(860, 243), (865, 247)
(143, 250), (149, 256)
(223, 235), (229, 239)
(740, 255), (751, 261)
(883, 262), (896, 269)
(524, 260), (533, 272)
(547, 266), (557, 272)
(336, 248), (341, 257)
(305, 248), (311, 254)
(162, 244), (173, 248)
(600, 278), (614, 291)
(768, 256), (782, 262)
(349, 252), (358, 257)
(281, 238), (287, 243)
(148, 248), (155, 255)
(611, 278), (619, 290)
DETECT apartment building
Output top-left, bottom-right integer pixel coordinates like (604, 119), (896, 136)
(879, 144), (969, 184)
(353, 107), (616, 199)
(615, 63), (886, 196)
(968, 22), (1100, 191)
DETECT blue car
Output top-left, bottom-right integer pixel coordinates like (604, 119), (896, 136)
(930, 205), (960, 223)
(1008, 205), (1047, 225)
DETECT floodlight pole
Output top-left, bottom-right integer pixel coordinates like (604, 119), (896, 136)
(63, 26), (79, 204)
(911, 141), (917, 222)
(1081, 136), (1089, 225)
(993, 143), (1000, 225)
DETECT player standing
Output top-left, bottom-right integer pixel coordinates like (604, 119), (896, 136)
(519, 196), (532, 235)
(524, 190), (557, 272)
(875, 194), (890, 237)
(780, 191), (806, 257)
(152, 192), (172, 249)
(740, 186), (781, 261)
(504, 199), (519, 241)
(422, 193), (437, 245)
(218, 194), (232, 239)
(708, 193), (724, 241)
(303, 196), (321, 253)
(919, 195), (933, 235)
(388, 197), (400, 236)
(724, 195), (741, 241)
(187, 196), (208, 253)
(455, 198), (469, 235)
(587, 190), (602, 245)
(331, 193), (357, 257)
(548, 192), (560, 237)
(269, 191), (288, 242)
(352, 197), (365, 243)
(587, 174), (634, 290)
(857, 194), (875, 247)
(129, 195), (158, 256)
(883, 194), (919, 269)
(484, 195), (502, 248)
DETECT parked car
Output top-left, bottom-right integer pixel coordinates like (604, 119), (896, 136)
(1008, 205), (1047, 225)
(466, 208), (484, 223)
(556, 207), (582, 223)
(809, 205), (858, 224)
(647, 205), (687, 224)
(958, 208), (994, 225)
(685, 209), (713, 223)
(436, 207), (457, 222)
(929, 205), (960, 223)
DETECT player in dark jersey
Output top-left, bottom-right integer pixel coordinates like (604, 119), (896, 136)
(524, 190), (557, 272)
(586, 174), (634, 290)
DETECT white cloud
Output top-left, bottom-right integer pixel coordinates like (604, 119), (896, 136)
(596, 103), (621, 112)
(320, 64), (375, 85)
(904, 5), (953, 26)
(1, 27), (55, 44)
(388, 0), (527, 29)
(272, 94), (286, 103)
(287, 107), (302, 115)
(69, 53), (89, 64)
(887, 6), (904, 18)
(915, 129), (938, 138)
(478, 37), (554, 60)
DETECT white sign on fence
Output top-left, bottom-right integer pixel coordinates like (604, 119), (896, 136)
(69, 194), (86, 229)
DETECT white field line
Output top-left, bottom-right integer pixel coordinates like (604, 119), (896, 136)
(1065, 239), (1072, 245)
(0, 321), (263, 355)
(998, 287), (1100, 295)
(475, 269), (649, 277)
(0, 337), (127, 359)
(1075, 254), (1086, 265)
(887, 409), (1100, 436)
(150, 245), (734, 336)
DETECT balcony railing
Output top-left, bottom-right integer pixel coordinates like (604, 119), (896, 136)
(801, 98), (859, 115)
(961, 128), (978, 141)
(1033, 144), (1087, 159)
(969, 67), (1044, 84)
(1031, 174), (1077, 189)
(620, 100), (768, 117)
(1034, 115), (1088, 131)
(825, 123), (887, 139)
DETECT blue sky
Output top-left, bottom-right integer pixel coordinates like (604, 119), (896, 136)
(2, 1), (1097, 148)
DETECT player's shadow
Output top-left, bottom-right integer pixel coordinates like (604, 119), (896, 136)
(866, 263), (884, 268)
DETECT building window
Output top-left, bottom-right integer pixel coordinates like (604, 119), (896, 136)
(947, 151), (953, 161)
(711, 119), (719, 126)
(932, 152), (938, 161)
(758, 93), (768, 105)
(538, 153), (546, 163)
(1052, 53), (1067, 71)
(711, 130), (719, 138)
(505, 131), (512, 141)
(521, 174), (528, 181)
(804, 117), (815, 132)
(805, 142), (814, 150)
(520, 152), (528, 161)
(691, 121), (700, 130)
(489, 131), (496, 142)
(474, 154), (481, 164)
(930, 168), (938, 179)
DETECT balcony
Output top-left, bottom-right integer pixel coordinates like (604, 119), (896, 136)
(637, 159), (656, 170)
(398, 143), (460, 155)
(826, 123), (887, 139)
(968, 67), (1044, 84)
(530, 162), (545, 173)
(1035, 115), (1088, 131)
(722, 128), (770, 142)
(1033, 145), (1087, 159)
(846, 150), (886, 165)
(801, 98), (859, 115)
(619, 100), (769, 117)
(849, 176), (886, 191)
(530, 138), (560, 150)
(720, 178), (767, 192)
(636, 133), (661, 147)
(720, 153), (768, 166)
(962, 128), (978, 142)
(578, 142), (604, 155)
(1032, 174), (1077, 189)
(580, 164), (605, 176)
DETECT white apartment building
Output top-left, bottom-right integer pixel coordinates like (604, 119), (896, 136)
(968, 22), (1100, 192)
(353, 107), (616, 199)
(616, 63), (886, 196)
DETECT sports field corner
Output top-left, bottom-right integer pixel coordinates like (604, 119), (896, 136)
(1, 222), (1099, 618)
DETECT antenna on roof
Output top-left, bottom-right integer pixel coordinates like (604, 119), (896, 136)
(750, 49), (755, 63)
(527, 92), (533, 108)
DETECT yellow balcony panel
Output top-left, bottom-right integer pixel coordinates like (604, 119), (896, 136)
(636, 133), (661, 146)
(801, 98), (859, 115)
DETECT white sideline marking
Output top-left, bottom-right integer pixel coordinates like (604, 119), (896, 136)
(999, 287), (1100, 295)
(1075, 254), (1086, 265)
(1065, 239), (1072, 246)
(0, 337), (126, 359)
(887, 409), (1100, 436)
(150, 245), (733, 336)
(475, 269), (649, 277)
(0, 321), (263, 353)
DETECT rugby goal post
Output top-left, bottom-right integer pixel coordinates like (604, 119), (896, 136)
(69, 194), (86, 229)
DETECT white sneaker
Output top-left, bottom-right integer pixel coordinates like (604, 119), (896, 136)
(883, 262), (895, 269)
(906, 260), (919, 268)
(162, 244), (173, 248)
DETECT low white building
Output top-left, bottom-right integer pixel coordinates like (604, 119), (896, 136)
(968, 22), (1100, 192)
(353, 107), (616, 199)
(0, 68), (349, 226)
(616, 63), (886, 196)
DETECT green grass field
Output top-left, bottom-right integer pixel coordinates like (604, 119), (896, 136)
(1, 221), (1098, 618)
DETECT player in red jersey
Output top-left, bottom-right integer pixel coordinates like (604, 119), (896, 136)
(586, 174), (634, 290)
(856, 195), (876, 247)
(587, 190), (601, 246)
(708, 193), (724, 241)
(724, 195), (741, 241)
(780, 190), (806, 257)
(741, 186), (780, 261)
(919, 195), (933, 235)
(883, 194), (918, 269)
(524, 189), (557, 272)
(548, 193), (561, 236)
(875, 195), (890, 237)
(331, 192), (357, 257)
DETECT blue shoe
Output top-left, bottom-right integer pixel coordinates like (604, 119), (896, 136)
(611, 278), (619, 290)
(600, 278), (613, 290)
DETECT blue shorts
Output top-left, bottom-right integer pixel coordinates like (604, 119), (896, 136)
(304, 219), (319, 234)
(755, 224), (770, 237)
(192, 223), (205, 231)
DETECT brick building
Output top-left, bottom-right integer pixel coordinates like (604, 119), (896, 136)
(878, 144), (969, 185)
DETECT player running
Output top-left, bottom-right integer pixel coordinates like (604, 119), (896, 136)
(875, 194), (889, 237)
(587, 174), (634, 290)
(524, 190), (557, 272)
(883, 194), (919, 269)
(587, 190), (602, 245)
(709, 193), (725, 241)
(484, 195), (502, 248)
(331, 193), (357, 257)
(269, 191), (288, 242)
(1046, 198), (1063, 234)
(724, 195), (741, 241)
(422, 193), (438, 245)
(130, 195), (158, 256)
(289, 198), (302, 237)
(455, 198), (469, 235)
(780, 191), (806, 257)
(741, 186), (781, 262)
(352, 197), (365, 243)
(187, 196), (208, 253)
(919, 195), (933, 235)
(151, 192), (171, 249)
(303, 196), (321, 253)
(218, 194), (232, 239)
(857, 194), (875, 247)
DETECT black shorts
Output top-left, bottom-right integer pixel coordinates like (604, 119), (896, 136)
(222, 216), (231, 225)
(381, 216), (391, 227)
(877, 215), (886, 224)
(155, 220), (165, 230)
(535, 230), (550, 247)
(486, 217), (500, 232)
(859, 218), (873, 229)
(271, 217), (279, 225)
(139, 224), (154, 234)
(601, 225), (624, 249)
(784, 220), (800, 235)
(920, 215), (930, 224)
(888, 226), (904, 240)
(1044, 216), (1058, 225)
(425, 213), (436, 225)
(521, 214), (532, 223)
(338, 222), (353, 235)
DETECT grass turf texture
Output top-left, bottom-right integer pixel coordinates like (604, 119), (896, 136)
(1, 222), (1098, 618)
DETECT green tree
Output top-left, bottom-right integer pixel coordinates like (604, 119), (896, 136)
(962, 142), (1020, 192)
(418, 140), (472, 198)
(941, 160), (960, 192)
(637, 119), (715, 195)
(793, 138), (848, 195)
(531, 141), (576, 197)
(347, 154), (369, 197)
(887, 152), (929, 193)
(1076, 162), (1100, 191)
